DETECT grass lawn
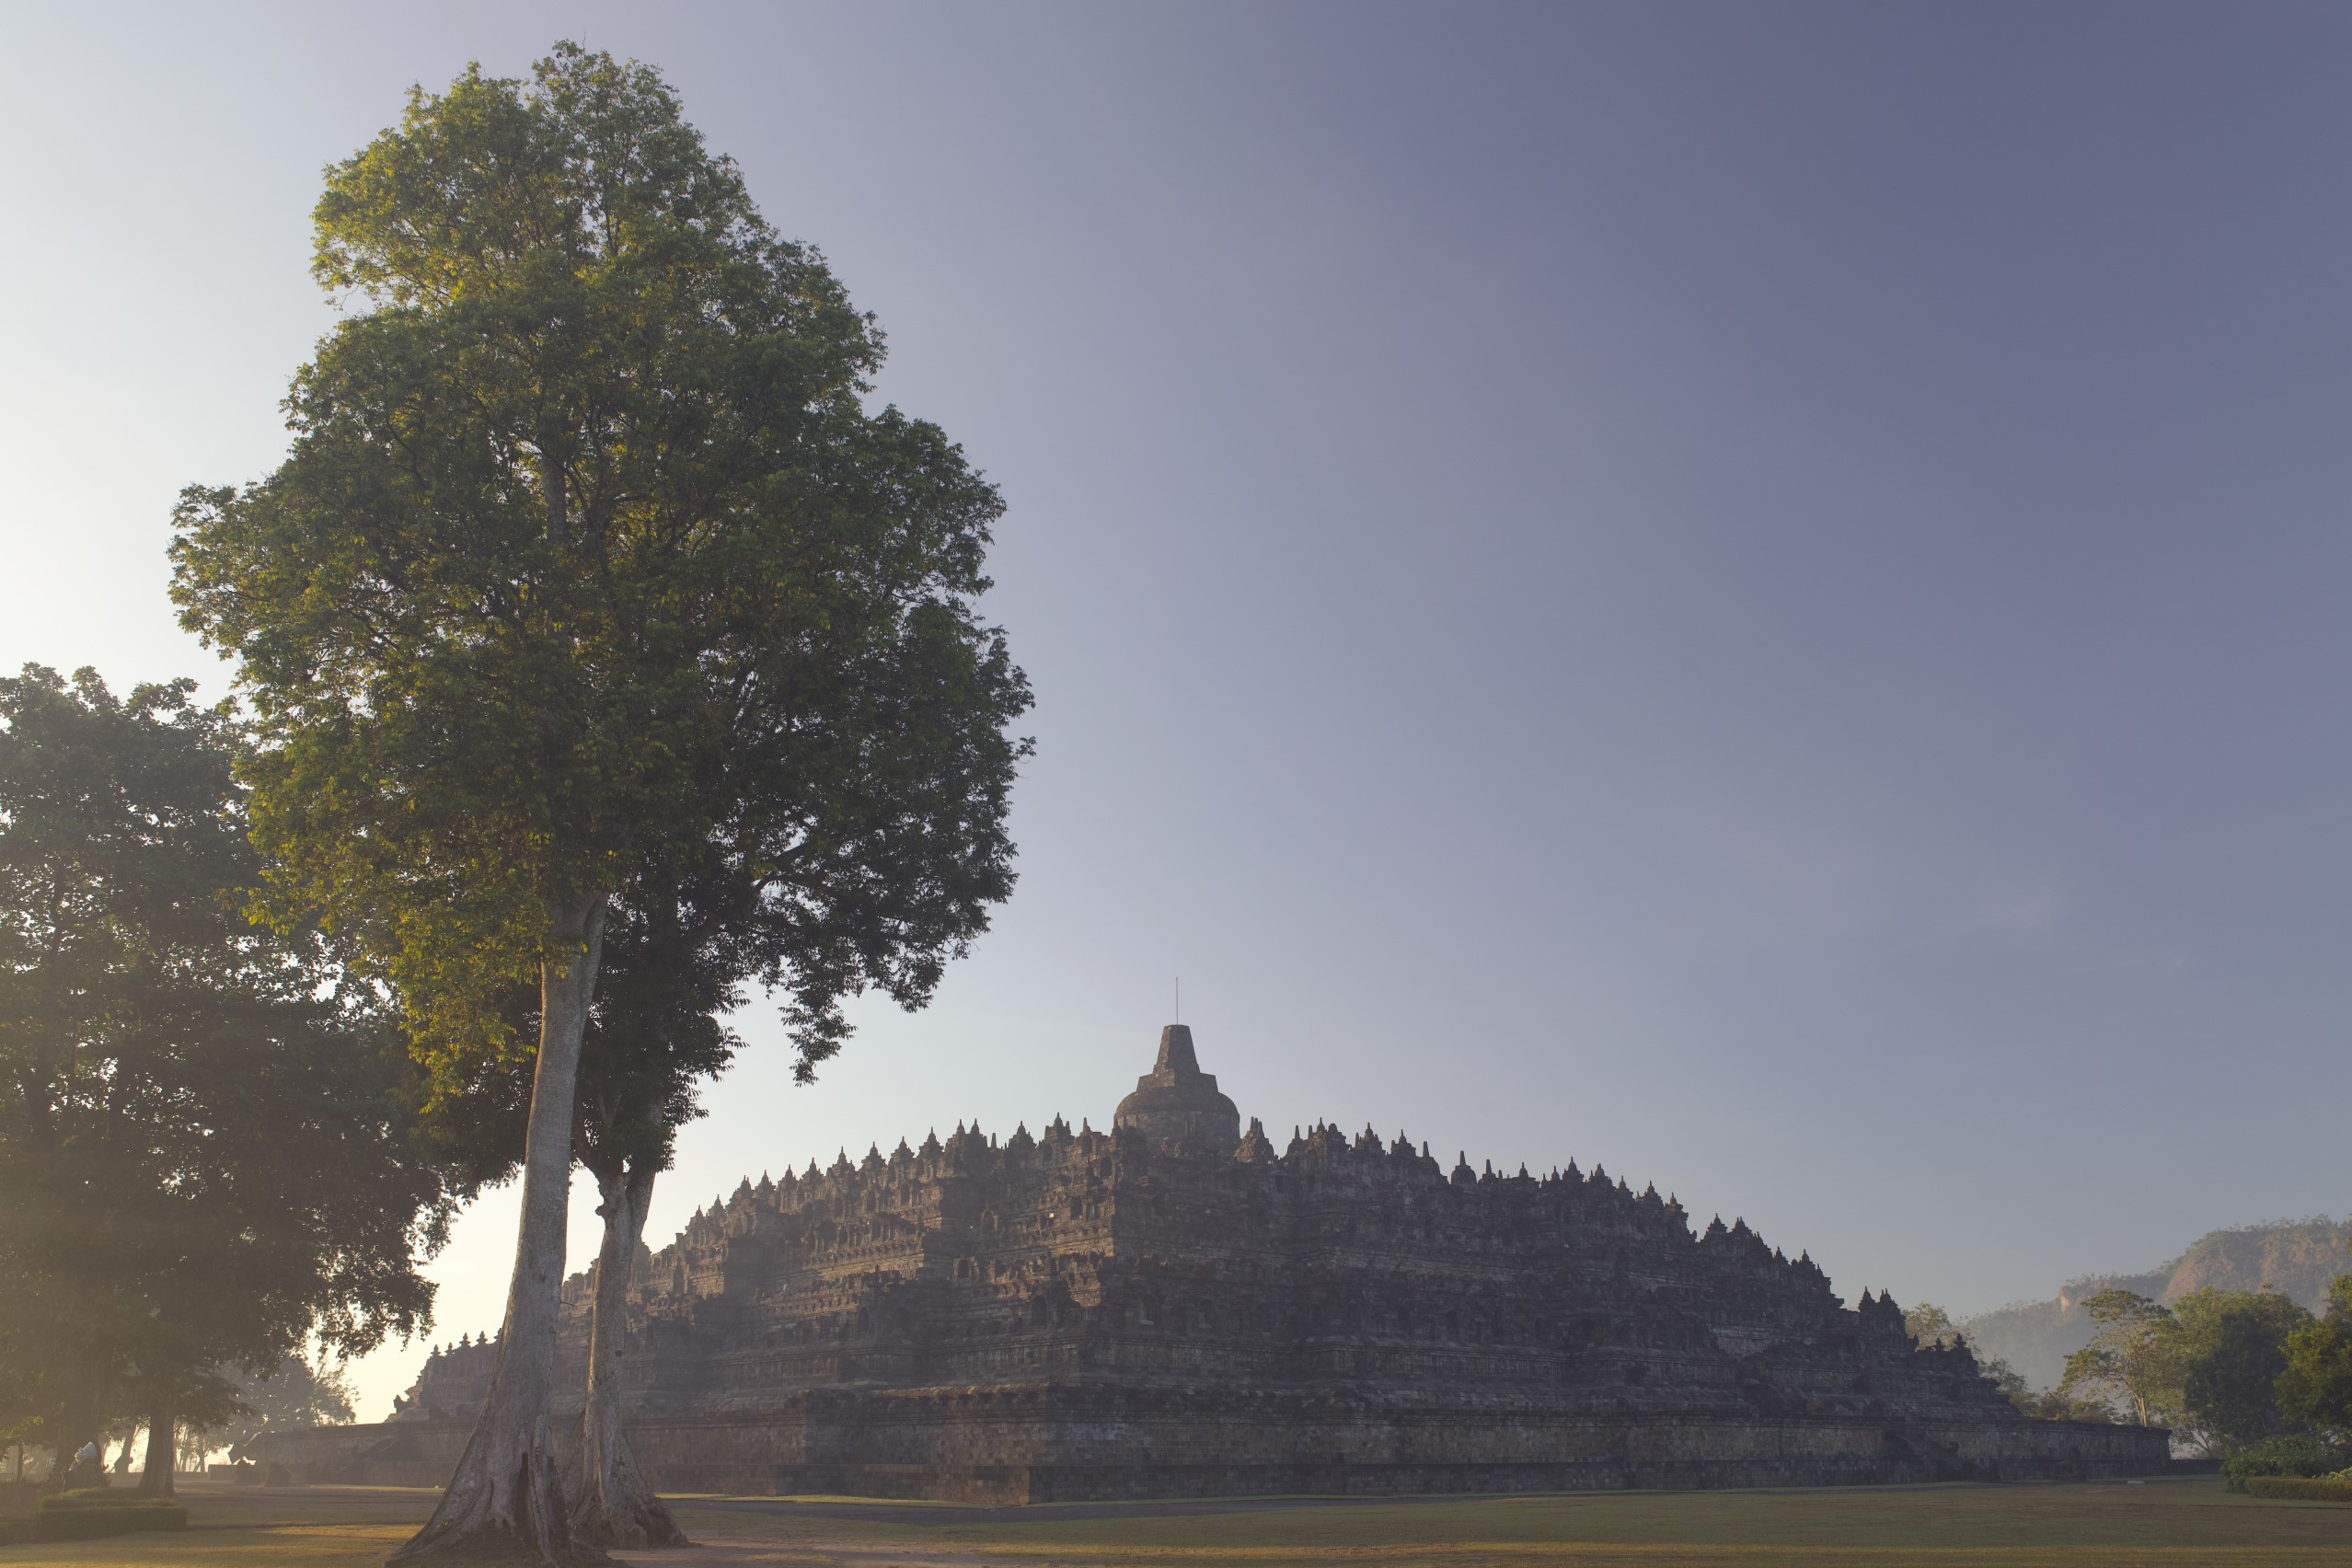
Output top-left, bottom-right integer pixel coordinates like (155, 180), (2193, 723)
(1, 1476), (2346, 1568)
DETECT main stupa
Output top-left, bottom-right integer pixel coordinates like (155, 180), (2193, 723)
(1113, 1025), (1240, 1156)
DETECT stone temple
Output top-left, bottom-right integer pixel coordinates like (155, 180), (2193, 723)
(261, 1027), (2166, 1498)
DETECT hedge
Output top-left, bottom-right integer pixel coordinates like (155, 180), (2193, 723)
(34, 1494), (189, 1516)
(30, 1499), (189, 1540)
(2242, 1475), (2352, 1503)
(2220, 1435), (2344, 1492)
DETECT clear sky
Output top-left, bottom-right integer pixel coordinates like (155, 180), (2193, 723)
(4, 3), (2346, 1421)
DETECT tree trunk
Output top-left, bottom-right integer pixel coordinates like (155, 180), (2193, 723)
(569, 1161), (685, 1549)
(138, 1397), (173, 1496)
(389, 898), (608, 1567)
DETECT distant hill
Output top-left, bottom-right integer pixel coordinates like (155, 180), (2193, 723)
(1955, 1216), (2350, 1391)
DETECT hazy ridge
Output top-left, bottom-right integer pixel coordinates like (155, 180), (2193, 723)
(1955, 1216), (2350, 1390)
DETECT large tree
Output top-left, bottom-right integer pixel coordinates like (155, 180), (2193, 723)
(170, 43), (1029, 1564)
(0, 665), (448, 1494)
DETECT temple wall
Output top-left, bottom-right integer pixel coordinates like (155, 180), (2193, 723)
(248, 1400), (2168, 1500)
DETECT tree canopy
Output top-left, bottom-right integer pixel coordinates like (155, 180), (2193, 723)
(0, 664), (450, 1482)
(2059, 1290), (2183, 1429)
(170, 43), (1027, 1078)
(2173, 1288), (2311, 1451)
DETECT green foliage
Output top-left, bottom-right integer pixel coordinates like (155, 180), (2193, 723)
(1903, 1302), (1958, 1347)
(2242, 1474), (2352, 1501)
(2056, 1285), (2315, 1449)
(429, 851), (754, 1193)
(2058, 1289), (2181, 1427)
(2222, 1434), (2344, 1492)
(0, 666), (450, 1458)
(1957, 1219), (2352, 1394)
(2170, 1287), (2312, 1451)
(572, 857), (746, 1181)
(202, 1355), (355, 1460)
(1977, 1356), (2039, 1412)
(2275, 1274), (2352, 1439)
(1902, 1303), (2058, 1418)
(2021, 1386), (2119, 1422)
(169, 43), (1031, 1095)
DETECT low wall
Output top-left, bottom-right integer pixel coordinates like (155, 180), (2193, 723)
(238, 1421), (473, 1489)
(246, 1386), (2170, 1501)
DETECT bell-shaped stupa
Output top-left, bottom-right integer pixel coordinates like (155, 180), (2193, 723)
(1113, 1024), (1240, 1157)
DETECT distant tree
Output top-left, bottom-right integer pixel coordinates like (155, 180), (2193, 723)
(207, 1353), (357, 1459)
(1903, 1303), (1958, 1347)
(1901, 1302), (2046, 1416)
(0, 666), (450, 1494)
(2169, 1288), (2311, 1453)
(2024, 1385), (2119, 1423)
(177, 1423), (213, 1473)
(1975, 1355), (2035, 1412)
(2276, 1275), (2352, 1442)
(2058, 1290), (2183, 1427)
(170, 42), (1029, 1563)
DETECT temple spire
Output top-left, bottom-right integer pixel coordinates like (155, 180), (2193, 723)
(1153, 1023), (1201, 1078)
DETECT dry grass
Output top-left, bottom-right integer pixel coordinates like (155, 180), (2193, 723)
(0, 1483), (428, 1566)
(0, 1476), (2345, 1568)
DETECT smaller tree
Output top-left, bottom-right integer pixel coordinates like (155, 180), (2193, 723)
(0, 665), (453, 1496)
(565, 863), (740, 1550)
(2058, 1290), (2182, 1427)
(1903, 1303), (1958, 1348)
(1976, 1355), (2035, 1412)
(210, 1354), (357, 1460)
(412, 860), (741, 1550)
(2025, 1385), (2119, 1422)
(1900, 1302), (2043, 1415)
(2276, 1275), (2352, 1443)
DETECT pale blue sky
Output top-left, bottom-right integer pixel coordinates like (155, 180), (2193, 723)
(3, 3), (2346, 1417)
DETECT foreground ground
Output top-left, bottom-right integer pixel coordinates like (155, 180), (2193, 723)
(3, 1475), (2347, 1567)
